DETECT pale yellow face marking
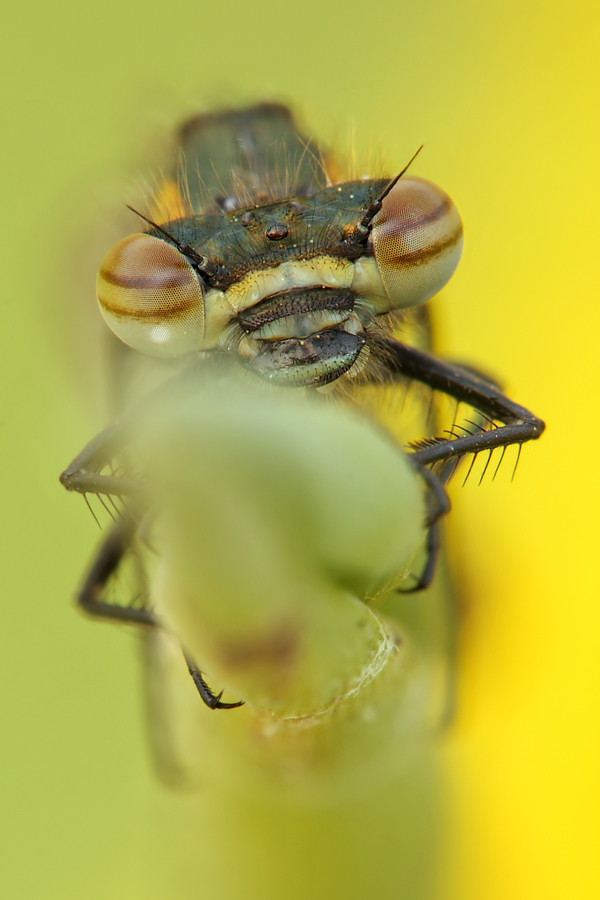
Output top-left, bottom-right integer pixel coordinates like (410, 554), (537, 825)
(202, 257), (358, 349)
(350, 257), (389, 312)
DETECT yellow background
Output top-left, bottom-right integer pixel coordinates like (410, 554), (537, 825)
(0, 1), (598, 897)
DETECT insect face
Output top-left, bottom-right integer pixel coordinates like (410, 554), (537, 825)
(96, 175), (462, 386)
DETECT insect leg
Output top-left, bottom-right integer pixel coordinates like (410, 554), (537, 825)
(60, 363), (204, 500)
(78, 516), (243, 710)
(379, 338), (545, 466)
(397, 459), (450, 593)
(78, 515), (157, 626)
(60, 416), (143, 500)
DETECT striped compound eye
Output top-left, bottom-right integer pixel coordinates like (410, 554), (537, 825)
(371, 176), (463, 310)
(97, 234), (205, 358)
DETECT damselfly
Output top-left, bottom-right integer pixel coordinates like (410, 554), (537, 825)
(61, 103), (544, 716)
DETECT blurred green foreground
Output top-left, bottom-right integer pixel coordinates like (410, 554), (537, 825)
(103, 361), (457, 900)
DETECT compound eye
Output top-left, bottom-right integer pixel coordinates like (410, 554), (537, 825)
(371, 177), (463, 310)
(97, 233), (205, 358)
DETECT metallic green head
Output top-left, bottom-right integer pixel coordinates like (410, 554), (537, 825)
(97, 106), (463, 387)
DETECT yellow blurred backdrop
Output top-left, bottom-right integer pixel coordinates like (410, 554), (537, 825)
(0, 1), (597, 898)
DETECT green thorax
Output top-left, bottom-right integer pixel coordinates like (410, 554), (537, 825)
(177, 103), (332, 212)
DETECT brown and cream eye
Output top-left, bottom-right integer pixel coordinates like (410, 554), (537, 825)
(96, 233), (205, 358)
(371, 176), (463, 310)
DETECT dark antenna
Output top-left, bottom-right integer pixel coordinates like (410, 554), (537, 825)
(127, 205), (219, 279)
(346, 144), (424, 244)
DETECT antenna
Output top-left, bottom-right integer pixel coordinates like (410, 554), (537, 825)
(346, 144), (424, 244)
(127, 205), (219, 279)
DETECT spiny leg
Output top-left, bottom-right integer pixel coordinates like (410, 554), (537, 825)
(60, 414), (145, 501)
(378, 337), (545, 467)
(60, 362), (205, 502)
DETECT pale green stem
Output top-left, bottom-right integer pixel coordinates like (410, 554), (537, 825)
(135, 364), (453, 899)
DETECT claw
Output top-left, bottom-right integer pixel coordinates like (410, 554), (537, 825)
(184, 652), (245, 711)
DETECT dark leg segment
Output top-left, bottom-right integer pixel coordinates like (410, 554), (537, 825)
(78, 517), (243, 710)
(397, 459), (450, 593)
(78, 516), (158, 626)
